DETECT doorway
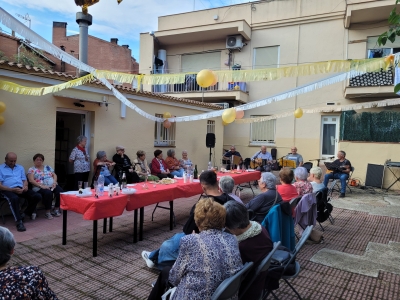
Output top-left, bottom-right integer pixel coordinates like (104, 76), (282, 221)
(320, 115), (339, 158)
(55, 109), (91, 190)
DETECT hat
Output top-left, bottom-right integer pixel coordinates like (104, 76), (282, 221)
(116, 145), (125, 151)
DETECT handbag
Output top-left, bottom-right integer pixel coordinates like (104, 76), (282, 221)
(308, 229), (324, 243)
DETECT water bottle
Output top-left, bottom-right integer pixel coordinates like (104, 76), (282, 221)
(121, 172), (127, 189)
(208, 161), (212, 171)
(97, 172), (105, 196)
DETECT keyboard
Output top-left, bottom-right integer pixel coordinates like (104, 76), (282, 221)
(386, 161), (400, 167)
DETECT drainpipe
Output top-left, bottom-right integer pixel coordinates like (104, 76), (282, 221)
(76, 12), (92, 77)
(17, 42), (23, 63)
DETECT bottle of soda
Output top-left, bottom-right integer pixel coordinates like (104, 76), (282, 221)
(97, 172), (105, 196)
(193, 165), (198, 179)
(121, 172), (127, 189)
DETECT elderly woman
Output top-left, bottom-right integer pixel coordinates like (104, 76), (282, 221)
(112, 145), (139, 184)
(309, 167), (325, 192)
(277, 167), (299, 201)
(147, 198), (243, 300)
(151, 150), (174, 179)
(245, 172), (282, 223)
(165, 149), (184, 177)
(93, 151), (118, 186)
(0, 226), (58, 299)
(179, 150), (193, 171)
(69, 135), (90, 190)
(293, 167), (313, 197)
(225, 200), (273, 300)
(28, 154), (63, 219)
(219, 175), (243, 204)
(133, 150), (159, 182)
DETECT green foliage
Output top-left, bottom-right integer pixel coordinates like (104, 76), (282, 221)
(341, 111), (400, 142)
(0, 50), (8, 61)
(12, 45), (52, 70)
(378, 2), (400, 46)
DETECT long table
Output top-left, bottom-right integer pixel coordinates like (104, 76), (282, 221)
(60, 170), (260, 256)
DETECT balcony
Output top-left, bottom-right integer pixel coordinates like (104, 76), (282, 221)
(152, 74), (249, 104)
(344, 67), (397, 99)
(345, 0), (395, 28)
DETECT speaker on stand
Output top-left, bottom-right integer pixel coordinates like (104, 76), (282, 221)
(206, 133), (215, 163)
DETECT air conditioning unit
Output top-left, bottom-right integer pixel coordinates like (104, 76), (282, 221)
(215, 102), (230, 109)
(226, 35), (243, 50)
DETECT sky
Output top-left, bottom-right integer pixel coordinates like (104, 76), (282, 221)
(0, 0), (255, 63)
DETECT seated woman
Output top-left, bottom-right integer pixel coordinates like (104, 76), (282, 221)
(112, 145), (140, 183)
(309, 167), (325, 192)
(225, 200), (273, 300)
(93, 151), (118, 186)
(219, 175), (243, 204)
(28, 153), (63, 219)
(147, 198), (243, 300)
(133, 150), (159, 182)
(165, 149), (184, 177)
(293, 167), (313, 197)
(0, 226), (58, 299)
(151, 150), (174, 179)
(245, 172), (282, 223)
(179, 150), (193, 172)
(276, 167), (299, 201)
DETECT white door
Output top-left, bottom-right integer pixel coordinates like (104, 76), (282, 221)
(320, 116), (340, 158)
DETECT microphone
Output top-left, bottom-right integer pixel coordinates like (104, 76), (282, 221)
(329, 156), (335, 159)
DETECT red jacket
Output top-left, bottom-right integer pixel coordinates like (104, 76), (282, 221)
(151, 157), (169, 175)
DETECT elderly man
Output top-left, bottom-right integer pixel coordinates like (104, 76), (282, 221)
(251, 145), (273, 171)
(246, 172), (282, 223)
(323, 150), (352, 198)
(0, 153), (41, 232)
(285, 146), (303, 167)
(223, 145), (242, 170)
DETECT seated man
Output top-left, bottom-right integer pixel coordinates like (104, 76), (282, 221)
(141, 170), (234, 268)
(223, 145), (242, 170)
(251, 145), (273, 172)
(285, 147), (304, 167)
(323, 150), (351, 198)
(0, 152), (41, 232)
(112, 145), (140, 183)
(225, 200), (273, 300)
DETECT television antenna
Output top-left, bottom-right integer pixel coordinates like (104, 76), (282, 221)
(15, 13), (31, 28)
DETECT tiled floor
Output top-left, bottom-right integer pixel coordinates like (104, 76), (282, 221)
(3, 186), (400, 299)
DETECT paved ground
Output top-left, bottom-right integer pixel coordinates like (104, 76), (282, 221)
(3, 184), (400, 299)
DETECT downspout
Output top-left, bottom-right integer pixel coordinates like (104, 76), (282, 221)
(17, 42), (23, 63)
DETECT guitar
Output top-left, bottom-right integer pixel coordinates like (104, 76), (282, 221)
(250, 158), (276, 169)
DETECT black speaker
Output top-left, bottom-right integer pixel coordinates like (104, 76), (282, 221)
(365, 164), (384, 188)
(206, 133), (216, 148)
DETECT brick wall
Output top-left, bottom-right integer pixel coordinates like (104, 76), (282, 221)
(0, 33), (20, 60)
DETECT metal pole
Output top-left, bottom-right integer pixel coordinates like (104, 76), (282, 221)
(76, 12), (92, 77)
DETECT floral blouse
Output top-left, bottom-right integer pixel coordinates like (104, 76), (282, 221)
(179, 158), (193, 170)
(169, 229), (243, 300)
(293, 181), (313, 197)
(69, 147), (90, 173)
(28, 166), (54, 191)
(0, 266), (58, 300)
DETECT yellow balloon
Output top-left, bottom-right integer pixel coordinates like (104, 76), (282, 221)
(163, 112), (171, 119)
(222, 120), (228, 126)
(0, 115), (4, 126)
(222, 108), (236, 124)
(0, 102), (6, 113)
(294, 108), (303, 118)
(234, 85), (240, 90)
(196, 69), (215, 88)
(210, 71), (218, 86)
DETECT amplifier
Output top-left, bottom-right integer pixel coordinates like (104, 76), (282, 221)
(365, 164), (384, 188)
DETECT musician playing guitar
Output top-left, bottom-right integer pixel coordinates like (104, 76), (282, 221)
(323, 150), (352, 198)
(251, 146), (273, 172)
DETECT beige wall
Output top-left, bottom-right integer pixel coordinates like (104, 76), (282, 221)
(0, 74), (223, 178)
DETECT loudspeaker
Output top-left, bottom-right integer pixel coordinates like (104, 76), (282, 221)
(365, 164), (384, 188)
(206, 133), (216, 148)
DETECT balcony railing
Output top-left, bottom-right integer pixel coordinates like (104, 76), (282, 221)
(349, 66), (393, 87)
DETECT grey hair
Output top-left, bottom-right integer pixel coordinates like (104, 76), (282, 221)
(0, 226), (15, 266)
(260, 172), (276, 189)
(219, 176), (235, 194)
(76, 135), (87, 144)
(294, 167), (308, 181)
(167, 149), (175, 157)
(182, 150), (188, 154)
(310, 167), (322, 180)
(96, 151), (106, 159)
(224, 200), (249, 230)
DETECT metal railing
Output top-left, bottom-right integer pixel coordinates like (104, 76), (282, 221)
(349, 67), (393, 87)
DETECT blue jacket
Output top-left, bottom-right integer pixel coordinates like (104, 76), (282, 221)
(261, 203), (295, 251)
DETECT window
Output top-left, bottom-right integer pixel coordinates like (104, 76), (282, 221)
(253, 46), (279, 69)
(367, 36), (400, 58)
(207, 120), (215, 134)
(154, 114), (176, 146)
(181, 51), (221, 72)
(250, 116), (275, 144)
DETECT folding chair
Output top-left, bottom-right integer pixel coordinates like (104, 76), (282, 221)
(315, 187), (334, 230)
(302, 162), (313, 173)
(327, 167), (354, 197)
(211, 262), (254, 300)
(264, 225), (313, 300)
(239, 242), (281, 300)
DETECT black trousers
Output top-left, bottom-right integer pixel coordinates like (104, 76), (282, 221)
(157, 173), (174, 179)
(37, 186), (63, 210)
(75, 172), (90, 190)
(148, 266), (172, 300)
(1, 190), (41, 221)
